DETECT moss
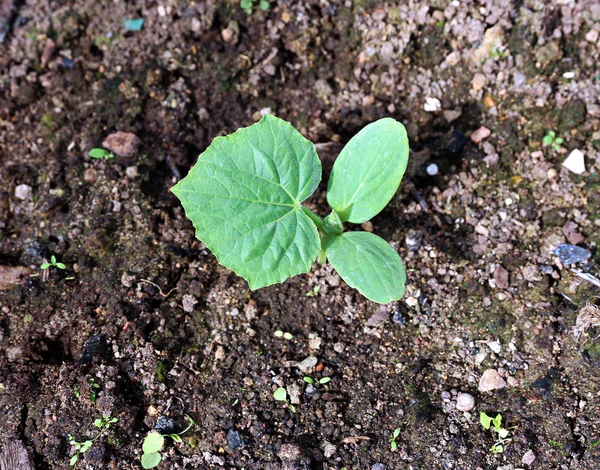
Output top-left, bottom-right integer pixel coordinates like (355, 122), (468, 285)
(155, 361), (168, 383)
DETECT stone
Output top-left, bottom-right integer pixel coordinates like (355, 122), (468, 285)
(77, 334), (108, 365)
(554, 244), (591, 265)
(487, 341), (502, 354)
(424, 97), (441, 112)
(470, 126), (491, 144)
(406, 229), (423, 252)
(14, 184), (32, 200)
(562, 149), (585, 175)
(101, 132), (141, 157)
(322, 441), (336, 458)
(295, 356), (318, 373)
(478, 369), (506, 392)
(83, 168), (97, 183)
(227, 429), (244, 450)
(182, 294), (198, 312)
(494, 265), (509, 288)
(456, 392), (475, 411)
(155, 416), (175, 434)
(471, 73), (487, 91)
(522, 449), (535, 465)
(0, 265), (29, 290)
(562, 221), (584, 245)
(443, 109), (462, 122)
(585, 28), (599, 43)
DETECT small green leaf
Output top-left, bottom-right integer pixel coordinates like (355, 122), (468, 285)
(318, 377), (331, 384)
(240, 0), (252, 8)
(143, 432), (165, 453)
(391, 441), (397, 451)
(274, 330), (284, 337)
(555, 137), (564, 144)
(40, 263), (51, 270)
(393, 428), (401, 438)
(327, 118), (409, 223)
(141, 452), (162, 469)
(542, 135), (553, 145)
(492, 414), (502, 431)
(491, 443), (504, 454)
(89, 148), (110, 159)
(324, 232), (406, 303)
(259, 0), (270, 10)
(70, 454), (79, 466)
(303, 377), (314, 384)
(171, 434), (183, 443)
(480, 412), (493, 430)
(283, 332), (293, 340)
(93, 419), (102, 428)
(56, 262), (67, 269)
(498, 428), (509, 439)
(51, 255), (57, 263)
(273, 387), (287, 401)
(80, 441), (92, 453)
(288, 404), (296, 413)
(171, 114), (322, 290)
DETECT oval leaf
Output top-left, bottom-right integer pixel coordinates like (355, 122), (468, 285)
(324, 232), (406, 303)
(327, 118), (409, 223)
(141, 452), (162, 469)
(171, 114), (322, 290)
(273, 387), (287, 401)
(142, 432), (165, 453)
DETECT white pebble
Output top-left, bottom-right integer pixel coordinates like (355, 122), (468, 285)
(424, 97), (441, 112)
(456, 392), (476, 412)
(426, 163), (439, 176)
(562, 149), (586, 175)
(14, 184), (32, 201)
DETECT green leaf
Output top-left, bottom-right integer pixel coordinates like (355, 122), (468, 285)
(70, 454), (79, 466)
(393, 428), (401, 438)
(40, 263), (51, 270)
(240, 0), (252, 8)
(555, 137), (564, 144)
(480, 412), (493, 430)
(259, 0), (270, 10)
(542, 135), (553, 145)
(170, 434), (183, 443)
(318, 377), (331, 384)
(51, 255), (57, 263)
(327, 118), (409, 223)
(93, 419), (102, 428)
(55, 262), (67, 269)
(303, 377), (314, 384)
(391, 441), (397, 451)
(171, 114), (322, 290)
(273, 387), (287, 401)
(141, 452), (162, 469)
(80, 441), (92, 453)
(498, 428), (509, 439)
(324, 232), (406, 303)
(89, 148), (110, 159)
(143, 432), (165, 453)
(492, 414), (502, 431)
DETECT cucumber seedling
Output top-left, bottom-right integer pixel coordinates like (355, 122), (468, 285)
(172, 115), (409, 303)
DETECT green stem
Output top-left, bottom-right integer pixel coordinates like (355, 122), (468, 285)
(301, 206), (324, 231)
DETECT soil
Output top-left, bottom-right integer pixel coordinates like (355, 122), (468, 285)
(1, 1), (600, 469)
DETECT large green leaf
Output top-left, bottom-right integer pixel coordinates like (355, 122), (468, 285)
(324, 232), (406, 304)
(171, 114), (322, 289)
(327, 118), (409, 223)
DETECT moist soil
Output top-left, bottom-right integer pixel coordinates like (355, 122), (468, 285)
(1, 1), (600, 469)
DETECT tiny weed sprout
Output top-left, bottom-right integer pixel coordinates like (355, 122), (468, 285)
(69, 415), (118, 466)
(40, 255), (66, 270)
(240, 0), (269, 14)
(542, 130), (564, 152)
(89, 148), (115, 159)
(480, 412), (516, 454)
(172, 115), (409, 304)
(273, 386), (296, 412)
(141, 414), (195, 469)
(390, 428), (401, 451)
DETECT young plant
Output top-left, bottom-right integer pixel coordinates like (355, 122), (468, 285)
(480, 412), (516, 454)
(141, 414), (195, 469)
(240, 0), (269, 14)
(542, 130), (564, 152)
(303, 376), (331, 385)
(68, 415), (118, 466)
(390, 427), (401, 451)
(40, 255), (66, 270)
(89, 148), (115, 159)
(172, 115), (409, 304)
(273, 386), (296, 412)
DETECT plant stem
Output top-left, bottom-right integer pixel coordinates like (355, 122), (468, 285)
(301, 206), (324, 232)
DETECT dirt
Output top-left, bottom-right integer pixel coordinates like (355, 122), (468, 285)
(1, 1), (600, 469)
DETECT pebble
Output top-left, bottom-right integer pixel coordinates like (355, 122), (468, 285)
(426, 163), (438, 176)
(84, 168), (97, 183)
(155, 416), (175, 434)
(182, 294), (198, 312)
(221, 28), (236, 43)
(456, 393), (475, 412)
(405, 229), (423, 252)
(494, 265), (509, 289)
(471, 73), (487, 91)
(522, 449), (536, 465)
(443, 109), (462, 122)
(227, 429), (244, 450)
(305, 383), (318, 397)
(562, 149), (585, 174)
(295, 356), (318, 373)
(487, 341), (502, 354)
(102, 131), (141, 157)
(322, 441), (337, 458)
(424, 97), (441, 112)
(478, 369), (506, 392)
(14, 184), (32, 201)
(371, 464), (386, 470)
(470, 126), (491, 144)
(125, 166), (138, 178)
(554, 244), (591, 265)
(77, 334), (108, 364)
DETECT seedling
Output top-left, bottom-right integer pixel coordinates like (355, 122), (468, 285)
(542, 130), (564, 152)
(68, 415), (118, 466)
(480, 412), (516, 454)
(274, 330), (293, 340)
(88, 378), (100, 403)
(305, 285), (321, 296)
(302, 376), (331, 385)
(40, 255), (66, 270)
(240, 0), (269, 14)
(273, 386), (296, 412)
(141, 414), (195, 469)
(390, 428), (401, 451)
(89, 148), (114, 159)
(172, 115), (409, 304)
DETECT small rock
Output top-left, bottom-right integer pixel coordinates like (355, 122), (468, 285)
(155, 417), (175, 434)
(562, 149), (586, 175)
(7, 347), (23, 362)
(424, 97), (441, 112)
(227, 429), (244, 450)
(287, 383), (302, 405)
(83, 168), (97, 183)
(487, 341), (502, 354)
(426, 163), (438, 176)
(471, 73), (487, 91)
(391, 304), (408, 325)
(221, 27), (237, 44)
(371, 464), (386, 470)
(456, 392), (475, 412)
(0, 265), (29, 291)
(406, 229), (423, 252)
(77, 334), (108, 365)
(554, 244), (591, 265)
(125, 166), (138, 178)
(478, 369), (506, 392)
(522, 449), (536, 465)
(366, 305), (389, 327)
(305, 384), (318, 397)
(14, 184), (32, 201)
(513, 71), (527, 88)
(121, 271), (135, 287)
(182, 294), (198, 313)
(470, 126), (491, 144)
(443, 109), (462, 122)
(562, 221), (584, 245)
(295, 356), (318, 374)
(101, 132), (141, 157)
(494, 265), (509, 288)
(40, 38), (56, 68)
(322, 441), (336, 458)
(585, 28), (599, 44)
